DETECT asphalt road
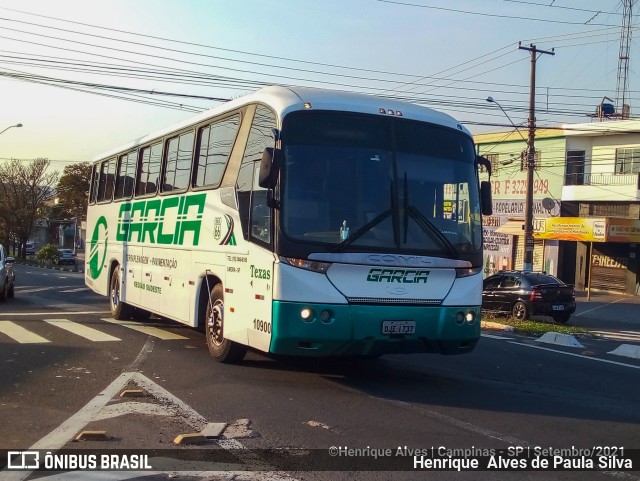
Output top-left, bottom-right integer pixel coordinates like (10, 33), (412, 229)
(0, 264), (639, 481)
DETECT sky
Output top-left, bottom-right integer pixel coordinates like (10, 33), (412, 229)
(0, 0), (634, 174)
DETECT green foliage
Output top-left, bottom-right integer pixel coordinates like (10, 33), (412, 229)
(0, 158), (58, 254)
(37, 244), (59, 263)
(55, 163), (92, 221)
(482, 311), (588, 336)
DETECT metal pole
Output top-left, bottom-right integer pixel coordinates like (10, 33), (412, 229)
(519, 43), (554, 271)
(587, 242), (593, 301)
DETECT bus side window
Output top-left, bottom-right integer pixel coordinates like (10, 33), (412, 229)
(137, 142), (162, 197)
(237, 105), (276, 241)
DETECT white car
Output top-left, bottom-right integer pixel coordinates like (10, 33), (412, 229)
(0, 244), (15, 300)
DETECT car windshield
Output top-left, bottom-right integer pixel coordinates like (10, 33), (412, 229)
(280, 111), (482, 257)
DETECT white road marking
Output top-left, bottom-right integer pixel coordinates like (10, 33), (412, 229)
(102, 318), (188, 340)
(44, 319), (121, 342)
(508, 341), (640, 370)
(481, 333), (511, 339)
(59, 287), (90, 293)
(574, 297), (625, 316)
(0, 321), (50, 343)
(0, 311), (111, 316)
(592, 331), (640, 342)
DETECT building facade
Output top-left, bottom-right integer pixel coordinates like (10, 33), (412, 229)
(475, 119), (640, 296)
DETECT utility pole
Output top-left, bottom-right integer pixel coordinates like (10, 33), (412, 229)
(519, 43), (554, 271)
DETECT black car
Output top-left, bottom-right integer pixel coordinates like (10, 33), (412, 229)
(482, 271), (576, 323)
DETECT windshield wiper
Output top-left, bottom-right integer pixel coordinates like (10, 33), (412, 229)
(402, 172), (458, 257)
(406, 205), (459, 258)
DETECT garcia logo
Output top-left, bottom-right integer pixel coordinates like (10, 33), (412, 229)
(115, 193), (205, 245)
(89, 216), (109, 280)
(366, 268), (430, 284)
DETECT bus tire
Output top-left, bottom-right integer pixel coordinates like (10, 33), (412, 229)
(110, 265), (134, 320)
(133, 307), (152, 321)
(205, 283), (247, 363)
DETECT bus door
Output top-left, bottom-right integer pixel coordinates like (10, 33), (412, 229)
(246, 162), (275, 352)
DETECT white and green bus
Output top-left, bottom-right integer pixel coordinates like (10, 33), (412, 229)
(85, 86), (493, 362)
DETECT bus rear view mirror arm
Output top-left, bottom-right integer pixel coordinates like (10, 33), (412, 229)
(476, 154), (492, 177)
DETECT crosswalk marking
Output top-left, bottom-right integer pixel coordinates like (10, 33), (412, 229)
(102, 318), (189, 340)
(59, 287), (89, 293)
(44, 319), (121, 342)
(592, 330), (640, 343)
(0, 321), (50, 344)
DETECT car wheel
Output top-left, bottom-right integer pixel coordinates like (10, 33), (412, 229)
(0, 278), (6, 302)
(204, 283), (247, 363)
(511, 301), (529, 320)
(109, 265), (135, 320)
(553, 313), (570, 324)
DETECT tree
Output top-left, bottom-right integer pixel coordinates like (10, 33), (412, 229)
(0, 158), (58, 257)
(55, 162), (92, 221)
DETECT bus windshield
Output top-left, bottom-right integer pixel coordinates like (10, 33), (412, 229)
(280, 111), (482, 257)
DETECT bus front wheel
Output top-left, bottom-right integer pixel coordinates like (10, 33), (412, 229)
(110, 265), (134, 320)
(205, 283), (247, 363)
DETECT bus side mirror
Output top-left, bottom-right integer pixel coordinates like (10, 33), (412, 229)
(259, 147), (282, 188)
(480, 181), (493, 216)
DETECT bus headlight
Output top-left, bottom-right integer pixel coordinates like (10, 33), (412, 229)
(280, 257), (331, 273)
(300, 308), (314, 321)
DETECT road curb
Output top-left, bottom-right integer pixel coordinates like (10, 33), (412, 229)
(535, 332), (584, 348)
(608, 344), (640, 359)
(14, 259), (84, 274)
(481, 321), (514, 332)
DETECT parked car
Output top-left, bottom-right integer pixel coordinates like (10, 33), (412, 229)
(0, 244), (15, 301)
(56, 248), (76, 265)
(482, 270), (576, 323)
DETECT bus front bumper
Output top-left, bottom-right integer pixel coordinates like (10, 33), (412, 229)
(270, 301), (480, 357)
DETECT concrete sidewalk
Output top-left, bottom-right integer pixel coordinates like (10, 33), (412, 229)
(572, 290), (640, 330)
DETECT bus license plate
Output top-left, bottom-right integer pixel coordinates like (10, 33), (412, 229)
(382, 321), (415, 335)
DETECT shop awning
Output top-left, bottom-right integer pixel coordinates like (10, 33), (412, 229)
(495, 220), (525, 235)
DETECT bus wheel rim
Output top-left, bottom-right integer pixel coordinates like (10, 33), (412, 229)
(111, 283), (119, 308)
(209, 301), (224, 346)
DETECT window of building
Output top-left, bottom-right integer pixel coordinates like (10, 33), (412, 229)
(163, 131), (194, 192)
(565, 150), (585, 186)
(194, 115), (240, 188)
(615, 147), (640, 174)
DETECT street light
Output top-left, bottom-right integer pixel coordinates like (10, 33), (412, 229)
(485, 96), (535, 272)
(0, 123), (23, 136)
(485, 97), (526, 142)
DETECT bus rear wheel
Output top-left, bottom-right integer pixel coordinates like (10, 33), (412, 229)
(110, 265), (134, 320)
(205, 283), (246, 363)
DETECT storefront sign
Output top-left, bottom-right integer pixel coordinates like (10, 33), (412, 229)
(533, 217), (607, 242)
